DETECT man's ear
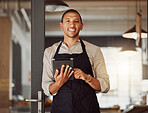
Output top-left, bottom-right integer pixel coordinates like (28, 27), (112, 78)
(80, 23), (83, 30)
(60, 22), (63, 30)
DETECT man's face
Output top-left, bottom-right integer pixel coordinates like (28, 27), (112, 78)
(60, 12), (83, 39)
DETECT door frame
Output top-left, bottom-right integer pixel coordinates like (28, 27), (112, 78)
(31, 0), (45, 113)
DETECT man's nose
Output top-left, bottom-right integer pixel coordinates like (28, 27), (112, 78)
(69, 21), (75, 27)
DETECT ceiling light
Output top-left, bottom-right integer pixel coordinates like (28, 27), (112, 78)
(122, 25), (147, 40)
(120, 45), (137, 52)
(120, 46), (137, 57)
(122, 0), (147, 41)
(45, 0), (69, 12)
(120, 39), (137, 56)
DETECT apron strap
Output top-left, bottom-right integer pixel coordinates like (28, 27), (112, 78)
(53, 41), (63, 58)
(54, 39), (86, 58)
(79, 38), (87, 53)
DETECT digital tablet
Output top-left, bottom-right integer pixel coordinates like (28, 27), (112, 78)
(52, 58), (74, 80)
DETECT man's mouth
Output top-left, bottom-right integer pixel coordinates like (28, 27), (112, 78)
(68, 28), (76, 32)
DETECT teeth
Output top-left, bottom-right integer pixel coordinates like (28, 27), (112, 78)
(69, 28), (75, 31)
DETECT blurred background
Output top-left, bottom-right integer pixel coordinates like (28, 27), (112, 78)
(0, 0), (147, 113)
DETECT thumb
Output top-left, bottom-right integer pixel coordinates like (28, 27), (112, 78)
(54, 69), (59, 79)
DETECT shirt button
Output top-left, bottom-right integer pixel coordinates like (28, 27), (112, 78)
(68, 50), (72, 54)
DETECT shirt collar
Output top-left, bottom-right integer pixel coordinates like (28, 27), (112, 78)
(62, 39), (80, 48)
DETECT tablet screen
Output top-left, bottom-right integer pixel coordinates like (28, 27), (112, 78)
(52, 58), (74, 80)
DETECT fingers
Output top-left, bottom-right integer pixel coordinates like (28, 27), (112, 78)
(74, 70), (81, 75)
(74, 68), (86, 80)
(60, 65), (65, 75)
(74, 74), (80, 79)
(67, 67), (72, 75)
(74, 68), (81, 76)
(68, 70), (74, 78)
(54, 69), (59, 79)
(74, 68), (80, 73)
(60, 65), (73, 77)
(64, 65), (70, 75)
(65, 66), (74, 79)
(74, 68), (81, 79)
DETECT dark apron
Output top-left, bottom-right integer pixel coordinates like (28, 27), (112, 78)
(51, 39), (100, 113)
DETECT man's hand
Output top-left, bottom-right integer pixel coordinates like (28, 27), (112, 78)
(54, 65), (74, 87)
(74, 68), (101, 92)
(49, 65), (74, 95)
(74, 68), (88, 81)
(50, 67), (101, 94)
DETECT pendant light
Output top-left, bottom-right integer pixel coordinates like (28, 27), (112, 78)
(120, 39), (137, 56)
(45, 0), (69, 12)
(120, 44), (137, 52)
(122, 25), (147, 40)
(120, 1), (137, 54)
(122, 0), (147, 40)
(120, 48), (137, 57)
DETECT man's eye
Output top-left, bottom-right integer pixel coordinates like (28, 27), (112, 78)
(66, 20), (69, 22)
(75, 20), (79, 22)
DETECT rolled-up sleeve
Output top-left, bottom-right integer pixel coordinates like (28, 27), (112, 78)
(42, 48), (54, 96)
(94, 47), (110, 93)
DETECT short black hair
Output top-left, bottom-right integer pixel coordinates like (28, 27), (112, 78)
(60, 9), (82, 23)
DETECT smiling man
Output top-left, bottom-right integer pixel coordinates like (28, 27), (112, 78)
(42, 9), (110, 113)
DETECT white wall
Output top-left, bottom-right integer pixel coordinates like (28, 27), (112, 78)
(97, 47), (142, 109)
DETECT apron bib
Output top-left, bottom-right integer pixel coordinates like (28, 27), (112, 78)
(51, 39), (100, 113)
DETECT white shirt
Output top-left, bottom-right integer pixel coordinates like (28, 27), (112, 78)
(42, 39), (110, 96)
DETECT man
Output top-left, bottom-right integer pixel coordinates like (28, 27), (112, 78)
(42, 9), (110, 113)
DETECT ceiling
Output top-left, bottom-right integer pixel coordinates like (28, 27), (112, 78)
(45, 0), (147, 36)
(0, 0), (147, 36)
